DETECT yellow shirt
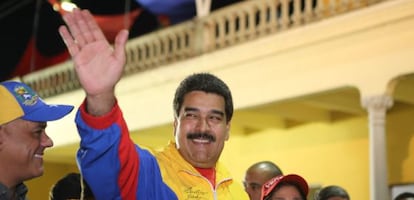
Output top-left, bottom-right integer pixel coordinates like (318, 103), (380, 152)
(154, 141), (249, 200)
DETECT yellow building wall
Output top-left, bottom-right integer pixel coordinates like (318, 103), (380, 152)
(221, 107), (414, 200)
(221, 116), (370, 200)
(387, 107), (414, 184)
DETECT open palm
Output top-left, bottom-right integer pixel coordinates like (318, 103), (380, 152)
(59, 9), (128, 96)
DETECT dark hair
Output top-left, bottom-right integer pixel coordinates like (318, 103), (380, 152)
(265, 182), (307, 200)
(50, 173), (94, 200)
(173, 73), (233, 123)
(316, 185), (350, 200)
(395, 192), (414, 200)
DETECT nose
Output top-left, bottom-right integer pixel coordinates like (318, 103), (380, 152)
(196, 117), (211, 133)
(41, 132), (54, 148)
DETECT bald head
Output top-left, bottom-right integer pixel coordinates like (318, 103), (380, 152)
(247, 161), (283, 177)
(244, 161), (283, 200)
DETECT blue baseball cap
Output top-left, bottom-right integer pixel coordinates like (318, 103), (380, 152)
(0, 81), (74, 125)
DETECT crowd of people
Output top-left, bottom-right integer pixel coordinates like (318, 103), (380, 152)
(0, 6), (412, 200)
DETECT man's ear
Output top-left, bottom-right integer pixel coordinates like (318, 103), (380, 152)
(225, 122), (230, 141)
(0, 126), (4, 149)
(173, 119), (178, 136)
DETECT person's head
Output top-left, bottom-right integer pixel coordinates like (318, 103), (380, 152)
(0, 81), (73, 187)
(172, 73), (233, 168)
(315, 185), (350, 200)
(50, 172), (94, 200)
(261, 174), (309, 200)
(244, 161), (283, 200)
(395, 192), (414, 200)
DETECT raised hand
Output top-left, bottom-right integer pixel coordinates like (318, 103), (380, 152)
(59, 9), (129, 115)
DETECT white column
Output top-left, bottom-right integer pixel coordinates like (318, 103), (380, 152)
(195, 0), (212, 18)
(362, 95), (393, 200)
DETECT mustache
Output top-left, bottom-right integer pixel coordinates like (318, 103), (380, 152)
(187, 132), (216, 142)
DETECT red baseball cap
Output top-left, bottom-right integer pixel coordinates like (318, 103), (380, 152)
(261, 174), (309, 200)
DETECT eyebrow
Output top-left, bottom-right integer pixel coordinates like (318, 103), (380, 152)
(37, 122), (47, 129)
(184, 107), (198, 113)
(244, 181), (262, 188)
(184, 107), (225, 117)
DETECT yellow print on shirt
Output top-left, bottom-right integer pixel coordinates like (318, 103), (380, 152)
(184, 187), (209, 200)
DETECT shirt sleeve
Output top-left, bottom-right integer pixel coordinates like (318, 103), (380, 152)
(75, 99), (177, 200)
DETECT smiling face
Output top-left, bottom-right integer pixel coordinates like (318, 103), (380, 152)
(0, 118), (53, 187)
(174, 91), (230, 168)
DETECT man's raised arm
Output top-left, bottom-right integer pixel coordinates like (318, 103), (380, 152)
(59, 9), (129, 116)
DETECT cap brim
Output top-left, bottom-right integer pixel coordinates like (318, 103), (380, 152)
(21, 104), (74, 122)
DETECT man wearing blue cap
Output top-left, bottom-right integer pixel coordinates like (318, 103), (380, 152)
(0, 81), (73, 200)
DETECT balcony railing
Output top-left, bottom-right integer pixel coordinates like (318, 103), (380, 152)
(21, 0), (385, 98)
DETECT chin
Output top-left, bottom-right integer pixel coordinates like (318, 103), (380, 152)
(31, 166), (45, 178)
